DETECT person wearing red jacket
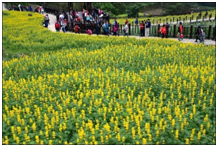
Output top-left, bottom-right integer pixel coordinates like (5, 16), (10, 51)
(178, 22), (183, 41)
(160, 24), (167, 38)
(77, 17), (81, 22)
(74, 24), (80, 33)
(125, 19), (128, 24)
(55, 21), (60, 32)
(140, 21), (144, 37)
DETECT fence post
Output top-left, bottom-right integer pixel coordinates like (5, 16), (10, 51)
(183, 18), (185, 24)
(153, 19), (154, 24)
(192, 15), (194, 20)
(177, 18), (178, 24)
(212, 26), (216, 40)
(158, 24), (160, 37)
(208, 25), (211, 39)
(173, 17), (174, 22)
(190, 25), (193, 39)
(129, 23), (131, 35)
(173, 24), (176, 38)
(110, 24), (112, 35)
(190, 17), (191, 23)
(121, 25), (122, 34)
(186, 16), (187, 21)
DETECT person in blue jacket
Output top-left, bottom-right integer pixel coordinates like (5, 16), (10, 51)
(104, 21), (109, 36)
(29, 5), (32, 11)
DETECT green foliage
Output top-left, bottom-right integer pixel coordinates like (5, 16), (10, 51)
(162, 3), (197, 15)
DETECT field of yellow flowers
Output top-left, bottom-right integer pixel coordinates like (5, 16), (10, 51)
(2, 11), (216, 145)
(116, 10), (216, 24)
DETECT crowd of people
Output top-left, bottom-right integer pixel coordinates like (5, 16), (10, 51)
(158, 21), (205, 43)
(53, 7), (110, 34)
(11, 4), (33, 11)
(8, 3), (212, 42)
(46, 8), (209, 42)
(11, 4), (45, 14)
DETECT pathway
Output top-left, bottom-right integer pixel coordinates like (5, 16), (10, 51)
(45, 13), (216, 46)
(3, 3), (216, 46)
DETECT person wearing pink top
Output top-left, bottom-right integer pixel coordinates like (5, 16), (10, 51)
(87, 29), (92, 35)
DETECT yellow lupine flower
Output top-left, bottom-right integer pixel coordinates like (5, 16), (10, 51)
(142, 138), (147, 145)
(198, 131), (201, 141)
(49, 140), (53, 145)
(185, 138), (189, 144)
(65, 141), (68, 145)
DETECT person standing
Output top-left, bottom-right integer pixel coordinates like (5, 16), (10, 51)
(44, 14), (50, 28)
(140, 21), (144, 37)
(55, 21), (60, 32)
(143, 21), (145, 36)
(96, 18), (101, 35)
(165, 22), (170, 38)
(18, 4), (21, 11)
(135, 18), (138, 34)
(113, 21), (119, 36)
(160, 24), (167, 38)
(61, 19), (66, 33)
(29, 5), (32, 11)
(64, 19), (68, 32)
(124, 22), (129, 37)
(86, 15), (91, 24)
(145, 19), (151, 37)
(113, 18), (116, 26)
(201, 29), (205, 43)
(74, 24), (80, 34)
(104, 21), (109, 36)
(115, 22), (119, 36)
(125, 19), (128, 24)
(135, 18), (138, 26)
(41, 6), (44, 14)
(195, 23), (202, 42)
(144, 12), (146, 18)
(178, 22), (183, 41)
(96, 21), (100, 35)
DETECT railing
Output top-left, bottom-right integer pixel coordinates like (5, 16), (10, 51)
(115, 23), (215, 39)
(69, 22), (215, 40)
(123, 13), (215, 26)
